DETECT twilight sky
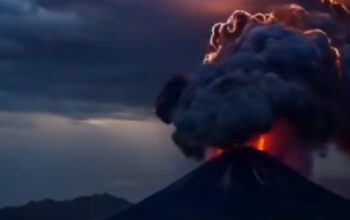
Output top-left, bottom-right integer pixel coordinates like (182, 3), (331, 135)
(0, 0), (350, 207)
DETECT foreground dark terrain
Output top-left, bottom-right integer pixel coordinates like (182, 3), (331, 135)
(110, 147), (350, 220)
(0, 193), (131, 220)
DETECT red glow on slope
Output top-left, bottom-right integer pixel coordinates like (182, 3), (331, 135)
(250, 120), (295, 155)
(214, 149), (224, 157)
(208, 120), (312, 175)
(249, 120), (313, 175)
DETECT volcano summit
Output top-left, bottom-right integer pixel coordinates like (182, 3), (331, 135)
(109, 148), (350, 220)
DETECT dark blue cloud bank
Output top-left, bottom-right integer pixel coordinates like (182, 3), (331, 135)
(0, 0), (348, 120)
(0, 0), (216, 119)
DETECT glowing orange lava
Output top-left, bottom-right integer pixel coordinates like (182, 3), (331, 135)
(248, 120), (296, 155)
(257, 136), (266, 151)
(210, 120), (312, 174)
(250, 134), (269, 152)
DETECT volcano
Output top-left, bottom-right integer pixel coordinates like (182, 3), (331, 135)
(108, 147), (350, 220)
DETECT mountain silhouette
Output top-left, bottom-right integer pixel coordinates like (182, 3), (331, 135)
(109, 147), (350, 220)
(0, 193), (131, 220)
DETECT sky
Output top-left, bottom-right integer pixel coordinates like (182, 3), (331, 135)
(0, 0), (350, 208)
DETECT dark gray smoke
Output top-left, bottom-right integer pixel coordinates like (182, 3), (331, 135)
(156, 1), (350, 159)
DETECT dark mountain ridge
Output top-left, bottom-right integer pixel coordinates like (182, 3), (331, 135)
(0, 193), (131, 220)
(110, 147), (350, 220)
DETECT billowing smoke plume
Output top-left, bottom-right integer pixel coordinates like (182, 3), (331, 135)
(156, 0), (350, 164)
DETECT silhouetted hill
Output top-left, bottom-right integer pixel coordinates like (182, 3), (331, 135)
(110, 147), (350, 220)
(0, 193), (131, 220)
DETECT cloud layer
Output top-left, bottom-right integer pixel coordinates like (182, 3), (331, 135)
(0, 0), (214, 119)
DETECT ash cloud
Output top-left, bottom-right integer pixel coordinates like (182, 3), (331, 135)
(156, 1), (350, 159)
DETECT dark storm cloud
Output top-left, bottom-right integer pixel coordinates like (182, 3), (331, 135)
(0, 0), (213, 119)
(1, 0), (347, 120)
(5, 0), (345, 119)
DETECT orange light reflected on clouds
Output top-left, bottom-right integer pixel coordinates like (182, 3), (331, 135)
(169, 0), (350, 17)
(168, 0), (246, 16)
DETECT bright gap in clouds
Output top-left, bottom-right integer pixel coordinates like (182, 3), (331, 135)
(0, 112), (198, 207)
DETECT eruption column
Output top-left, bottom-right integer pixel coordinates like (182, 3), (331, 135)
(156, 0), (350, 175)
